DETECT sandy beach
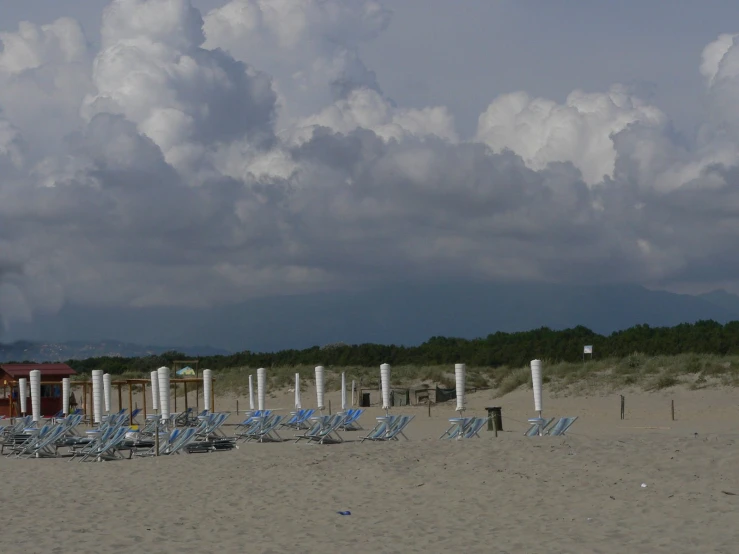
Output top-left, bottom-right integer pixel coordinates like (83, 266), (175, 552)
(2, 386), (738, 553)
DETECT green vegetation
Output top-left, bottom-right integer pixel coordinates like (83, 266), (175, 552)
(52, 320), (739, 396)
(64, 320), (739, 373)
(68, 353), (739, 398)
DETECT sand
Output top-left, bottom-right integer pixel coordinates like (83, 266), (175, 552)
(2, 385), (738, 553)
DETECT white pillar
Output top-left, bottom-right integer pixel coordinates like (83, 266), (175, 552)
(380, 363), (391, 410)
(29, 370), (41, 423)
(203, 369), (213, 412)
(257, 368), (266, 411)
(158, 366), (170, 422)
(62, 378), (70, 416)
(92, 369), (103, 424)
(315, 366), (325, 410)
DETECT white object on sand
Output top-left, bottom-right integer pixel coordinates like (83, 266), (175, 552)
(531, 359), (543, 413)
(30, 370), (41, 423)
(150, 370), (159, 411)
(455, 363), (466, 412)
(380, 363), (391, 410)
(19, 378), (27, 415)
(62, 378), (70, 416)
(158, 366), (170, 422)
(257, 368), (266, 411)
(315, 366), (325, 410)
(341, 372), (347, 411)
(295, 373), (301, 410)
(92, 369), (103, 424)
(249, 374), (255, 410)
(103, 373), (112, 414)
(203, 369), (212, 412)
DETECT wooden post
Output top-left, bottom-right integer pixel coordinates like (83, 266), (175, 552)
(117, 383), (123, 413)
(142, 383), (147, 421)
(236, 399), (239, 415)
(184, 381), (188, 413)
(82, 381), (87, 421)
(620, 395), (625, 420)
(493, 414), (498, 438)
(128, 383), (133, 425)
(211, 381), (215, 413)
(329, 400), (332, 415)
(671, 399), (675, 421)
(427, 400), (431, 418)
(173, 381), (177, 414)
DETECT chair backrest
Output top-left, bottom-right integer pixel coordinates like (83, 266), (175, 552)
(524, 417), (554, 437)
(464, 418), (487, 438)
(547, 417), (578, 436)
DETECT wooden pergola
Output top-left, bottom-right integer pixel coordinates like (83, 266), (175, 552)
(75, 377), (215, 424)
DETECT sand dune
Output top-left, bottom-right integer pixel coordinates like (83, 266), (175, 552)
(2, 386), (738, 553)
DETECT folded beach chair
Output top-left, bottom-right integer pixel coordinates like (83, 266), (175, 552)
(546, 416), (578, 436)
(524, 417), (555, 437)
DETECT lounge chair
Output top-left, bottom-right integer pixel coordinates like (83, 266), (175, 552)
(245, 415), (284, 443)
(463, 417), (487, 439)
(340, 409), (364, 431)
(439, 417), (475, 440)
(363, 415), (414, 442)
(294, 414), (344, 445)
(79, 427), (130, 462)
(524, 417), (555, 437)
(546, 417), (578, 436)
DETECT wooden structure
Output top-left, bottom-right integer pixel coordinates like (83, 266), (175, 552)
(74, 377), (214, 424)
(0, 363), (77, 417)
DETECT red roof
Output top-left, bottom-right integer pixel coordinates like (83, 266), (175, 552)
(0, 363), (77, 378)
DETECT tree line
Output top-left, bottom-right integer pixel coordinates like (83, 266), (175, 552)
(60, 319), (739, 374)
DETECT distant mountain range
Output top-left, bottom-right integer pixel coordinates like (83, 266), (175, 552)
(3, 282), (739, 360)
(0, 340), (230, 363)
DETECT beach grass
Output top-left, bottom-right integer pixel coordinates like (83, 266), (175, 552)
(69, 353), (739, 397)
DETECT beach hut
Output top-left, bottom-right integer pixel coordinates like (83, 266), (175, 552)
(0, 363), (77, 417)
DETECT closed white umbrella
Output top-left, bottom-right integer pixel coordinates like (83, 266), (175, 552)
(315, 366), (325, 411)
(380, 363), (391, 413)
(295, 373), (301, 410)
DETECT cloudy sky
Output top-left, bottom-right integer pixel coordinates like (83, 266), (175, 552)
(2, 0), (739, 344)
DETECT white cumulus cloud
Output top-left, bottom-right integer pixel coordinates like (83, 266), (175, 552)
(2, 0), (739, 332)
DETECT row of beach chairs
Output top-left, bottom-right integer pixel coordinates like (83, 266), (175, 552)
(231, 409), (413, 444)
(0, 409), (240, 461)
(524, 416), (578, 437)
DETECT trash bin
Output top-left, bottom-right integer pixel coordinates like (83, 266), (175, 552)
(485, 406), (503, 431)
(361, 392), (371, 407)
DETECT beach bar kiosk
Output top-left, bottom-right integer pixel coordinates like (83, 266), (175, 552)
(0, 363), (77, 417)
